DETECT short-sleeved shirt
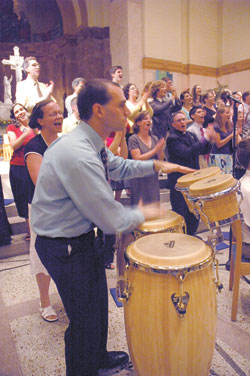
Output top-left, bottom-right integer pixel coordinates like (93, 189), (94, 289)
(24, 134), (48, 203)
(7, 123), (35, 166)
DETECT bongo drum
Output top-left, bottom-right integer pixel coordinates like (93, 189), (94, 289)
(176, 167), (221, 216)
(188, 173), (240, 226)
(116, 211), (186, 300)
(122, 233), (217, 376)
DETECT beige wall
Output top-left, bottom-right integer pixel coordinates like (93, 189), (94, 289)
(143, 0), (183, 62)
(82, 0), (250, 92)
(221, 0), (250, 65)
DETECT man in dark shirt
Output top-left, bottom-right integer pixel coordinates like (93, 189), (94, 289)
(167, 111), (215, 234)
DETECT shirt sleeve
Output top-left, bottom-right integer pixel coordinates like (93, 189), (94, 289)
(57, 154), (147, 234)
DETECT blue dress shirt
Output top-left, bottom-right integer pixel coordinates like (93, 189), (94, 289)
(31, 121), (155, 237)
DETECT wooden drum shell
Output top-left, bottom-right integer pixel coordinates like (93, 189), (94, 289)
(123, 234), (217, 376)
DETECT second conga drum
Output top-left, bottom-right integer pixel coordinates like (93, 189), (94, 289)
(135, 210), (186, 238)
(188, 173), (240, 225)
(123, 233), (217, 376)
(176, 166), (221, 215)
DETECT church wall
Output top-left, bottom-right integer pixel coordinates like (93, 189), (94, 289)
(85, 0), (110, 27)
(142, 0), (250, 93)
(0, 27), (111, 112)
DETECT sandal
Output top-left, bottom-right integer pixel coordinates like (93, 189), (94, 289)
(105, 263), (115, 270)
(39, 305), (58, 322)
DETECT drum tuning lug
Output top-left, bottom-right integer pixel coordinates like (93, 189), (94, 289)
(171, 292), (189, 318)
(116, 279), (133, 302)
(214, 258), (223, 293)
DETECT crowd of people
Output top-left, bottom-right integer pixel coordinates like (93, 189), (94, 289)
(1, 57), (250, 376)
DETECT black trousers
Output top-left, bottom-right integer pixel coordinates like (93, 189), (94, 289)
(170, 189), (199, 235)
(35, 231), (108, 376)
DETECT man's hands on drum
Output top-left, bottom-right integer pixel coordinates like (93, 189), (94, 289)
(153, 160), (196, 175)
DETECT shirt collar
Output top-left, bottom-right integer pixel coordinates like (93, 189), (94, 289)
(26, 76), (38, 85)
(78, 121), (104, 153)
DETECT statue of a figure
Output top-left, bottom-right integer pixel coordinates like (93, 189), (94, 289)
(3, 75), (13, 103)
(2, 45), (24, 84)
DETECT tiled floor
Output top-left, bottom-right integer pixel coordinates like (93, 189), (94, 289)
(0, 229), (250, 376)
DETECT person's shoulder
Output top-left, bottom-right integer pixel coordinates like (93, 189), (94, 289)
(16, 79), (29, 88)
(25, 134), (45, 152)
(7, 123), (17, 132)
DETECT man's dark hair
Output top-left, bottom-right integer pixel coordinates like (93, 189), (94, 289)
(109, 65), (122, 78)
(189, 105), (203, 120)
(29, 99), (54, 129)
(242, 91), (250, 103)
(180, 90), (191, 104)
(162, 76), (171, 83)
(237, 138), (250, 169)
(77, 79), (114, 121)
(72, 77), (86, 89)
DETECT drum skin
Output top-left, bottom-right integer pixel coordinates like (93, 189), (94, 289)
(123, 234), (217, 376)
(116, 211), (186, 288)
(176, 167), (221, 215)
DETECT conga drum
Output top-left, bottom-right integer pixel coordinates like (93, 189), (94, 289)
(122, 233), (217, 376)
(176, 167), (221, 216)
(188, 173), (240, 227)
(116, 211), (186, 300)
(135, 210), (186, 238)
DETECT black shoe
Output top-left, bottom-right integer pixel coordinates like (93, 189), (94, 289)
(99, 351), (129, 369)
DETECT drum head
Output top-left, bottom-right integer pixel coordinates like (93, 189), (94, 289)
(138, 211), (182, 232)
(189, 174), (236, 197)
(176, 167), (221, 188)
(126, 233), (212, 270)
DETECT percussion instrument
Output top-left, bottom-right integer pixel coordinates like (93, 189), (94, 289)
(176, 167), (221, 216)
(188, 173), (241, 228)
(121, 233), (218, 376)
(135, 210), (186, 238)
(116, 211), (186, 299)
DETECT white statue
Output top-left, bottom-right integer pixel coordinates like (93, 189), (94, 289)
(3, 75), (13, 103)
(2, 46), (24, 84)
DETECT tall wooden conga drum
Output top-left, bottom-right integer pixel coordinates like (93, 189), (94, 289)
(122, 233), (217, 376)
(116, 211), (186, 300)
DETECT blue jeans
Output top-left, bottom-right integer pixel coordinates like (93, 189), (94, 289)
(35, 231), (108, 376)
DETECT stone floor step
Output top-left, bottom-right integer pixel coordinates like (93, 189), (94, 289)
(8, 216), (27, 235)
(0, 234), (29, 260)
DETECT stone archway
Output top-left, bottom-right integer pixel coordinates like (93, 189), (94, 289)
(56, 0), (88, 34)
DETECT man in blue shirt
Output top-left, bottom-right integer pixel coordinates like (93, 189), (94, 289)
(32, 79), (194, 376)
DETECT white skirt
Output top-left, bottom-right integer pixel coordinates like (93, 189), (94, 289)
(29, 204), (49, 276)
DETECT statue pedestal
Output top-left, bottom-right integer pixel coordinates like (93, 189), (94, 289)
(0, 101), (12, 122)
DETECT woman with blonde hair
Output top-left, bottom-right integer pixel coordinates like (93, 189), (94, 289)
(209, 106), (241, 173)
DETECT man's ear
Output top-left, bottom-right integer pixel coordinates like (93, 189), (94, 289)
(92, 103), (104, 118)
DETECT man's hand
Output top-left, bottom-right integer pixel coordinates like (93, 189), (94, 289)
(138, 200), (167, 222)
(154, 160), (196, 174)
(45, 81), (54, 97)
